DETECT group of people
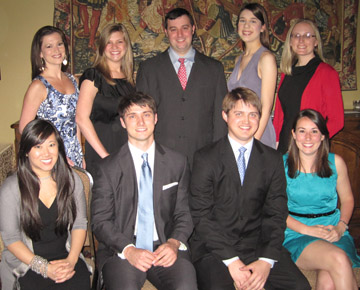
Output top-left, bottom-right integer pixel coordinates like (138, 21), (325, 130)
(0, 3), (358, 290)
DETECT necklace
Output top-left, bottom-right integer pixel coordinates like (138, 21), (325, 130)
(39, 175), (52, 181)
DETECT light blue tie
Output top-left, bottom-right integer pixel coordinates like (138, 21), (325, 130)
(237, 147), (247, 185)
(136, 153), (154, 251)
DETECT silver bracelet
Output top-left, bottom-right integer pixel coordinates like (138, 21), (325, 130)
(30, 255), (49, 278)
(339, 219), (349, 230)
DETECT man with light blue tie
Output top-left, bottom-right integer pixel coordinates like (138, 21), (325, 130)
(189, 88), (310, 290)
(91, 92), (197, 290)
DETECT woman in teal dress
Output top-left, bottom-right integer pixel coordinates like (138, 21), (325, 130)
(283, 109), (360, 289)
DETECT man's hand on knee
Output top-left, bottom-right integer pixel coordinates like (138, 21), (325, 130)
(240, 260), (271, 290)
(228, 259), (251, 289)
(124, 247), (156, 272)
(153, 238), (179, 267)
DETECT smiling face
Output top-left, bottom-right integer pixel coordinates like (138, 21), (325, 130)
(290, 22), (318, 63)
(165, 14), (195, 56)
(28, 133), (59, 178)
(222, 100), (260, 145)
(237, 9), (264, 44)
(292, 117), (325, 157)
(40, 32), (66, 67)
(104, 31), (127, 64)
(120, 104), (157, 150)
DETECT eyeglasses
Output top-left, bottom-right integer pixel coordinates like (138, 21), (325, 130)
(290, 32), (316, 40)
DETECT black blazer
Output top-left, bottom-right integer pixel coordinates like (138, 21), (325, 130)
(190, 136), (288, 263)
(91, 142), (193, 271)
(136, 49), (228, 165)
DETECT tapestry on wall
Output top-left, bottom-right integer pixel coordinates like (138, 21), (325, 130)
(54, 0), (358, 90)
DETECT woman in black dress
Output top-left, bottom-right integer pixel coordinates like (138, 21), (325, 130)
(76, 23), (135, 175)
(0, 119), (90, 290)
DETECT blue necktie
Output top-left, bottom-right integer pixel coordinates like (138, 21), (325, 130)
(136, 153), (154, 251)
(237, 147), (247, 185)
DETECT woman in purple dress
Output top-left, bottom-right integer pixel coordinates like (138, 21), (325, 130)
(227, 3), (277, 148)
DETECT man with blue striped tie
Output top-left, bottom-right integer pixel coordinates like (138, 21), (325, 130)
(91, 92), (197, 290)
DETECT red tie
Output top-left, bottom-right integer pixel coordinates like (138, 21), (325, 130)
(177, 58), (187, 90)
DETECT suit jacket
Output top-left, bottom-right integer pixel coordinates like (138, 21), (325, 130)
(190, 136), (287, 264)
(136, 49), (227, 165)
(91, 142), (193, 271)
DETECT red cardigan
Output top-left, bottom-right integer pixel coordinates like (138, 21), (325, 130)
(273, 62), (344, 141)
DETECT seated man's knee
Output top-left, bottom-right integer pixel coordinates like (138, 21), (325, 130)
(293, 277), (311, 290)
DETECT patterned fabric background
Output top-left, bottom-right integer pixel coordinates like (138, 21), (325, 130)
(54, 0), (358, 90)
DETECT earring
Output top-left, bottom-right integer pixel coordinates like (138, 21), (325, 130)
(62, 57), (68, 66)
(40, 58), (45, 71)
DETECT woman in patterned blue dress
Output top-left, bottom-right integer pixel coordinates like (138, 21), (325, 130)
(283, 109), (360, 289)
(19, 26), (83, 168)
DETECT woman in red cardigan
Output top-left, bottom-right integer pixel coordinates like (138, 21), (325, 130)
(273, 19), (344, 154)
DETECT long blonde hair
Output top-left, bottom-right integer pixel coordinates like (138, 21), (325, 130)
(93, 23), (134, 85)
(280, 19), (325, 75)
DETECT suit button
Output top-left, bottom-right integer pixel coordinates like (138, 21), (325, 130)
(181, 97), (186, 102)
(181, 116), (185, 120)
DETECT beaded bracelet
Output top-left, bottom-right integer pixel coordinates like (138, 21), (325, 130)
(30, 255), (49, 278)
(339, 219), (349, 230)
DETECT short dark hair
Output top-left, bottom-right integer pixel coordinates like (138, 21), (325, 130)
(118, 92), (157, 118)
(222, 87), (262, 116)
(165, 8), (194, 30)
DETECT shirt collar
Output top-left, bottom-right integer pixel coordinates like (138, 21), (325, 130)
(128, 141), (155, 163)
(228, 135), (254, 158)
(168, 46), (195, 66)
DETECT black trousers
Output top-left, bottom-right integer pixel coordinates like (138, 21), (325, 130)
(194, 247), (310, 290)
(102, 250), (197, 290)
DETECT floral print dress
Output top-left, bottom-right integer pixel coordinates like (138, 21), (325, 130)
(36, 73), (83, 167)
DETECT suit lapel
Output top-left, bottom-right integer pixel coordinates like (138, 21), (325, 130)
(242, 140), (263, 189)
(186, 50), (202, 91)
(152, 143), (166, 224)
(120, 144), (138, 204)
(221, 138), (242, 190)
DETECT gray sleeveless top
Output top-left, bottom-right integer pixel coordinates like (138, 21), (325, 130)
(227, 46), (276, 148)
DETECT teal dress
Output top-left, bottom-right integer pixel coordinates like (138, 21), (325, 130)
(283, 153), (360, 267)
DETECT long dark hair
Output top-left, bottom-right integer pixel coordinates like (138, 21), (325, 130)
(18, 119), (76, 241)
(238, 3), (270, 49)
(287, 109), (332, 178)
(31, 26), (70, 79)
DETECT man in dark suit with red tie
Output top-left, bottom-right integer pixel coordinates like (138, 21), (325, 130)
(91, 92), (197, 290)
(136, 8), (227, 166)
(189, 88), (310, 290)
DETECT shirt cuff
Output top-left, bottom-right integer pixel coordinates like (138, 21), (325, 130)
(259, 257), (276, 268)
(223, 256), (239, 266)
(117, 244), (135, 260)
